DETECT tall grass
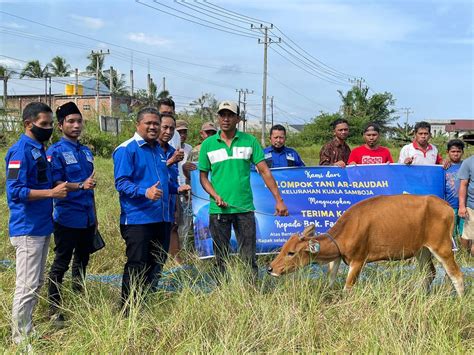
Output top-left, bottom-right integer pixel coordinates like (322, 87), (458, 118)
(0, 145), (473, 352)
(0, 259), (472, 352)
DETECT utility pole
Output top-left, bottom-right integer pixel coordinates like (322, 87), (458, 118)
(74, 68), (79, 105)
(236, 88), (242, 130)
(48, 76), (52, 107)
(242, 89), (253, 132)
(1, 75), (7, 109)
(44, 75), (48, 104)
(399, 107), (414, 135)
(251, 24), (281, 145)
(130, 69), (134, 96)
(162, 77), (166, 92)
(147, 73), (151, 97)
(90, 49), (110, 118)
(109, 66), (114, 115)
(269, 96), (274, 127)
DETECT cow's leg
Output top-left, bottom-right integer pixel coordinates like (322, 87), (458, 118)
(428, 246), (464, 297)
(415, 247), (436, 292)
(328, 258), (341, 287)
(343, 261), (364, 290)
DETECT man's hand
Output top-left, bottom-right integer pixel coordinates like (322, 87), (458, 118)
(51, 181), (68, 198)
(182, 162), (197, 172)
(334, 160), (346, 168)
(178, 184), (191, 194)
(404, 156), (414, 165)
(146, 181), (163, 201)
(443, 159), (452, 170)
(168, 149), (185, 166)
(214, 195), (228, 208)
(83, 170), (97, 190)
(275, 199), (288, 216)
(458, 206), (469, 219)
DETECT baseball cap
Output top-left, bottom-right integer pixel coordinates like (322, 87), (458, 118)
(201, 121), (217, 131)
(176, 120), (188, 131)
(217, 100), (240, 115)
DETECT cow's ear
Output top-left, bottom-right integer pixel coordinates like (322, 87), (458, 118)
(306, 239), (320, 254)
(302, 224), (315, 237)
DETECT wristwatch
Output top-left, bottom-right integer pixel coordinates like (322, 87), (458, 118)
(78, 182), (84, 190)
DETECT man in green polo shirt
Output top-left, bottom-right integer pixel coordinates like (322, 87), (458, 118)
(199, 100), (288, 276)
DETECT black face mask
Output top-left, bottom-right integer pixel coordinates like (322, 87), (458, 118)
(30, 124), (53, 143)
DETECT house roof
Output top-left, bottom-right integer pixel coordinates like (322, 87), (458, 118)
(3, 77), (110, 96)
(288, 124), (305, 132)
(445, 119), (474, 132)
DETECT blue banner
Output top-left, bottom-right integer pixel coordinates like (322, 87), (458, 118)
(191, 165), (445, 258)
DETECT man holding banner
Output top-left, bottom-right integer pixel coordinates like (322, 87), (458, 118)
(199, 101), (288, 276)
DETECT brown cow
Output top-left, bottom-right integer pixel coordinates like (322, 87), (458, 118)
(268, 195), (464, 296)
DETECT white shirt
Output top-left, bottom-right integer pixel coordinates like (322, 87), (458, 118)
(398, 142), (441, 165)
(178, 143), (193, 186)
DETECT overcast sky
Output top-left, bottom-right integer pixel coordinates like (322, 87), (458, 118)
(1, 0), (472, 125)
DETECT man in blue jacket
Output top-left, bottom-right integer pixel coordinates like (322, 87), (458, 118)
(264, 124), (305, 168)
(5, 102), (68, 344)
(113, 107), (187, 310)
(46, 102), (97, 323)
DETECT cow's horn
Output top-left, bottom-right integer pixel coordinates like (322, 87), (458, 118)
(303, 224), (316, 236)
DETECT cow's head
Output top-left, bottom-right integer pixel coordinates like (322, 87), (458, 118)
(267, 224), (321, 276)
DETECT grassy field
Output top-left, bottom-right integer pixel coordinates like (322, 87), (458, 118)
(0, 145), (473, 352)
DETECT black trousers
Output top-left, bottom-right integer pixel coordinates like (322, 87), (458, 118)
(120, 222), (171, 306)
(209, 212), (257, 274)
(48, 222), (95, 310)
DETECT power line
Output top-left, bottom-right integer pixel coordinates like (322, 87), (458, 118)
(202, 1), (354, 80)
(0, 27), (244, 91)
(203, 1), (273, 26)
(268, 72), (332, 111)
(272, 44), (350, 86)
(0, 11), (259, 74)
(135, 0), (259, 39)
(175, 0), (258, 34)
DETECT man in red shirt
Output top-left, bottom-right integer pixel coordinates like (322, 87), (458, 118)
(348, 122), (393, 165)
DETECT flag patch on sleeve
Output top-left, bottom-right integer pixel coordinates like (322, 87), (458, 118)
(7, 160), (21, 180)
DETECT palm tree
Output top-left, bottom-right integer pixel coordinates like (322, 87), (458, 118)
(101, 67), (128, 96)
(190, 93), (218, 121)
(48, 56), (73, 77)
(0, 65), (17, 109)
(20, 60), (48, 78)
(84, 53), (105, 78)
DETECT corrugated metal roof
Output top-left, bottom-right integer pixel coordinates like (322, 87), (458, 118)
(445, 119), (474, 132)
(3, 77), (110, 96)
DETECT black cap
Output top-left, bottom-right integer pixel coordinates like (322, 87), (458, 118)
(56, 102), (81, 123)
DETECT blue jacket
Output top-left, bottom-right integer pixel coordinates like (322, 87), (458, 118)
(5, 134), (53, 237)
(157, 143), (179, 223)
(113, 133), (178, 225)
(47, 138), (95, 228)
(263, 146), (305, 168)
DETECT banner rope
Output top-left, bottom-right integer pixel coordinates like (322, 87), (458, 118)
(191, 192), (277, 216)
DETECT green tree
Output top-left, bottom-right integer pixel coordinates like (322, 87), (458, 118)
(48, 56), (73, 77)
(337, 85), (398, 138)
(190, 93), (218, 121)
(20, 60), (48, 78)
(0, 65), (17, 109)
(85, 54), (105, 77)
(299, 112), (343, 144)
